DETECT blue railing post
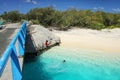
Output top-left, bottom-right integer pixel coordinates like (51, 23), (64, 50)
(10, 46), (22, 80)
(0, 46), (12, 77)
(21, 27), (25, 40)
(19, 30), (25, 45)
(18, 35), (24, 56)
(17, 22), (26, 56)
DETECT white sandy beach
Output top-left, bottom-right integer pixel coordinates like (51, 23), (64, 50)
(53, 28), (120, 53)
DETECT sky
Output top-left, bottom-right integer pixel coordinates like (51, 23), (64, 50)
(0, 0), (120, 14)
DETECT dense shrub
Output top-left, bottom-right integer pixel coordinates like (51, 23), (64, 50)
(1, 7), (120, 30)
(89, 22), (105, 30)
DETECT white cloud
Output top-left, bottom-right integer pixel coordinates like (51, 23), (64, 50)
(25, 0), (38, 4)
(100, 7), (104, 10)
(93, 7), (104, 10)
(93, 7), (97, 10)
(32, 0), (37, 4)
(112, 8), (120, 12)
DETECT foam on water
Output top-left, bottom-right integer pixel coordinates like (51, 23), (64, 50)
(22, 46), (120, 80)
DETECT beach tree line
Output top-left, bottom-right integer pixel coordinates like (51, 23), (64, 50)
(0, 7), (120, 30)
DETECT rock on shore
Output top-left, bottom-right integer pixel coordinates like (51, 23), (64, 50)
(25, 25), (61, 53)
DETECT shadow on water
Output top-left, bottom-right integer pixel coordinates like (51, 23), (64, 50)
(22, 51), (53, 80)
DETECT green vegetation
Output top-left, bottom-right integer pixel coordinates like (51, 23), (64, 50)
(0, 7), (120, 30)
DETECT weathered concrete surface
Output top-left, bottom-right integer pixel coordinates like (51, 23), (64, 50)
(0, 23), (21, 57)
(0, 23), (24, 80)
(25, 25), (61, 53)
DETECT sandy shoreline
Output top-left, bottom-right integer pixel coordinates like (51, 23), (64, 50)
(53, 28), (120, 53)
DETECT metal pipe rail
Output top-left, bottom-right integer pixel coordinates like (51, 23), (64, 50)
(0, 21), (26, 80)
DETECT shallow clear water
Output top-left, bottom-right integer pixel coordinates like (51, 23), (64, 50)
(22, 46), (120, 80)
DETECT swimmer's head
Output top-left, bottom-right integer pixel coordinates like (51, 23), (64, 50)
(63, 60), (66, 62)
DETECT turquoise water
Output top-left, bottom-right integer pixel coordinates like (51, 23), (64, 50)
(22, 46), (120, 80)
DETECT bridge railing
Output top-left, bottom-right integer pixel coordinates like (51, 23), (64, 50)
(0, 21), (27, 80)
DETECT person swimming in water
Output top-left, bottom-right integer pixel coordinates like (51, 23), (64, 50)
(63, 60), (66, 63)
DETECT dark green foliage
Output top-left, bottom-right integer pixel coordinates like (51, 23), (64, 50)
(27, 7), (55, 26)
(89, 22), (105, 30)
(0, 7), (120, 30)
(1, 11), (21, 22)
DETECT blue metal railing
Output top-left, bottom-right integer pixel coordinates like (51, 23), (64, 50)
(0, 21), (27, 80)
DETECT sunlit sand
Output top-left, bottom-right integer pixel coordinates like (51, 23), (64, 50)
(53, 28), (120, 53)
